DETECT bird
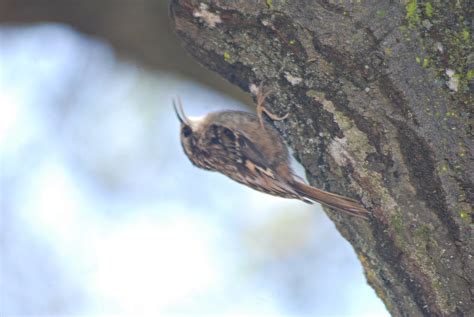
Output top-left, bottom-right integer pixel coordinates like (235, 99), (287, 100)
(173, 89), (369, 219)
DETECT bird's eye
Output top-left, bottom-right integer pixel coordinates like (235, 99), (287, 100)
(182, 126), (192, 137)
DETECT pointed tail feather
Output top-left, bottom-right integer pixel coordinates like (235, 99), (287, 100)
(292, 181), (369, 219)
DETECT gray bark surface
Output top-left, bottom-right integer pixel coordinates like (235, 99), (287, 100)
(169, 1), (473, 316)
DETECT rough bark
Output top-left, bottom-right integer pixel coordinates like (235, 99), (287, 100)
(169, 0), (473, 316)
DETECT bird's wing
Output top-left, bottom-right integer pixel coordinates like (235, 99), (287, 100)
(204, 123), (304, 200)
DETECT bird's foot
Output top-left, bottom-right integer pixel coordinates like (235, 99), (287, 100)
(256, 84), (289, 128)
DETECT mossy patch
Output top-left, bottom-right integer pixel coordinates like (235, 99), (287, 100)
(462, 29), (469, 42)
(406, 0), (420, 26)
(223, 51), (231, 62)
(358, 253), (391, 310)
(402, 1), (472, 104)
(414, 224), (431, 242)
(459, 210), (471, 224)
(466, 70), (474, 81)
(422, 57), (430, 68)
(376, 10), (387, 18)
(424, 3), (433, 17)
(391, 214), (407, 248)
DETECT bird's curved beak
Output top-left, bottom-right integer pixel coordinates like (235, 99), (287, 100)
(173, 97), (190, 125)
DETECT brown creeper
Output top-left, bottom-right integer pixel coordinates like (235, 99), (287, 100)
(173, 92), (369, 219)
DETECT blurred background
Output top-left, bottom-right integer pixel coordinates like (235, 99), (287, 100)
(0, 1), (388, 316)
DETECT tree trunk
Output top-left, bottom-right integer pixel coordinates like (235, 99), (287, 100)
(170, 0), (473, 316)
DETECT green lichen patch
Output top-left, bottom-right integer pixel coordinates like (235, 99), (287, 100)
(406, 0), (420, 26)
(376, 10), (387, 18)
(437, 163), (449, 174)
(413, 224), (431, 242)
(466, 70), (474, 81)
(401, 0), (472, 105)
(391, 214), (407, 248)
(459, 210), (471, 224)
(424, 2), (433, 17)
(462, 29), (469, 42)
(422, 57), (430, 68)
(445, 111), (457, 118)
(358, 253), (392, 310)
(415, 56), (430, 68)
(223, 51), (231, 62)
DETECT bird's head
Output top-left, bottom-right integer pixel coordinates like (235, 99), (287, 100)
(173, 97), (211, 169)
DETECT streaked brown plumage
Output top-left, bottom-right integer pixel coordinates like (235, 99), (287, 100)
(173, 93), (369, 219)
